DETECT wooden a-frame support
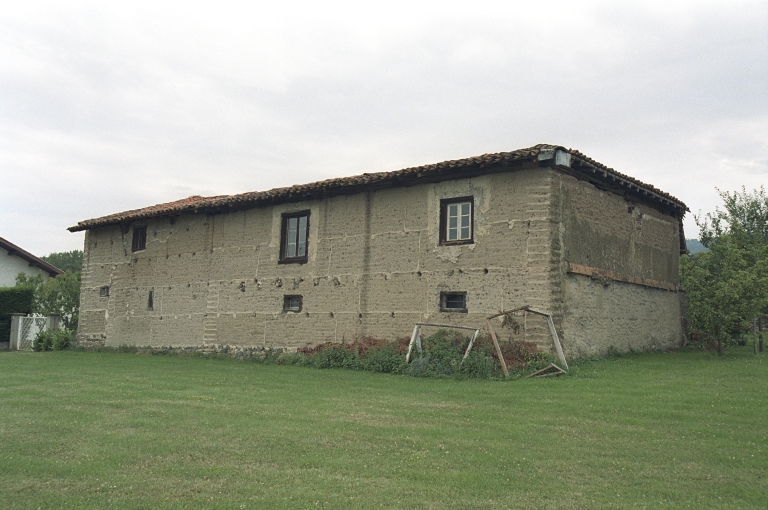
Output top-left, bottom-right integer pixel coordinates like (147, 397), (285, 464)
(404, 306), (568, 378)
(486, 306), (569, 377)
(405, 323), (481, 364)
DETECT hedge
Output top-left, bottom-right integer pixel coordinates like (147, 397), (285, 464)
(0, 286), (34, 342)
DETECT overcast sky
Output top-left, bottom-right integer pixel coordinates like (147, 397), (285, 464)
(1, 1), (766, 257)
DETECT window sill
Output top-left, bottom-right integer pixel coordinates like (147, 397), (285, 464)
(440, 308), (468, 313)
(439, 240), (474, 247)
(278, 257), (308, 265)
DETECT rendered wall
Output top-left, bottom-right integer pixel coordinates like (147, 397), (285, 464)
(77, 168), (560, 350)
(553, 172), (684, 356)
(0, 247), (48, 287)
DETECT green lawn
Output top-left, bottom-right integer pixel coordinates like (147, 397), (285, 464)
(0, 348), (765, 509)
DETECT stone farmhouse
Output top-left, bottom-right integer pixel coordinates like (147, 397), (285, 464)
(69, 144), (688, 357)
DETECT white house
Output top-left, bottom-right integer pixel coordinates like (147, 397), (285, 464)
(0, 236), (62, 287)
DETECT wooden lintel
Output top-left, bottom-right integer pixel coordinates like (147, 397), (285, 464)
(567, 262), (678, 291)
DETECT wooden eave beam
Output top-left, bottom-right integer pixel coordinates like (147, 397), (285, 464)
(570, 156), (685, 216)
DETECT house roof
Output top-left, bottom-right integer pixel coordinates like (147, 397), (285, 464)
(68, 144), (688, 233)
(0, 237), (64, 277)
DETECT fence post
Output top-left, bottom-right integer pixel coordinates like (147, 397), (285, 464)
(47, 314), (61, 331)
(9, 313), (25, 350)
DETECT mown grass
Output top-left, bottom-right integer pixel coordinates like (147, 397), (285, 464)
(0, 347), (765, 509)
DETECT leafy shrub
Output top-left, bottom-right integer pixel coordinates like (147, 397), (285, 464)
(406, 330), (504, 379)
(408, 330), (555, 379)
(312, 344), (357, 369)
(52, 329), (72, 350)
(280, 330), (556, 379)
(359, 343), (409, 374)
(33, 330), (53, 351)
(33, 329), (72, 351)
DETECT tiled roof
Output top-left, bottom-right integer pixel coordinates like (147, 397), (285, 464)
(0, 236), (64, 277)
(68, 144), (688, 232)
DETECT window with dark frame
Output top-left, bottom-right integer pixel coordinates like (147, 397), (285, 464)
(280, 211), (310, 263)
(132, 226), (147, 252)
(440, 197), (473, 245)
(440, 291), (467, 312)
(99, 286), (110, 297)
(283, 295), (302, 313)
(147, 290), (154, 311)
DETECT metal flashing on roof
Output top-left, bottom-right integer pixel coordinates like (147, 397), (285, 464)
(68, 144), (688, 233)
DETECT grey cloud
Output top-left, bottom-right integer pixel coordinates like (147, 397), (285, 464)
(0, 2), (765, 256)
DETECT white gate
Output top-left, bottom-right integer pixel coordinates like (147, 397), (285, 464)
(10, 314), (51, 350)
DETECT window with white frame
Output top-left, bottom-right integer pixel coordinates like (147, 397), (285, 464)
(440, 197), (473, 245)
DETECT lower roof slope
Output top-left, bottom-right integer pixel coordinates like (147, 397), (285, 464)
(68, 144), (688, 232)
(0, 237), (63, 277)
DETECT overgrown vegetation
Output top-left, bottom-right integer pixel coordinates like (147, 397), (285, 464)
(15, 270), (80, 330)
(681, 186), (767, 354)
(0, 348), (763, 509)
(32, 328), (72, 351)
(275, 330), (555, 379)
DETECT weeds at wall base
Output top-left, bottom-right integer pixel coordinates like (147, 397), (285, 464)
(68, 331), (559, 380)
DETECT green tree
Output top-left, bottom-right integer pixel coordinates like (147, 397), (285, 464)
(681, 187), (768, 354)
(41, 250), (83, 273)
(15, 271), (81, 330)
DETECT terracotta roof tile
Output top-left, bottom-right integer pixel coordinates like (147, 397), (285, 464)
(68, 144), (687, 232)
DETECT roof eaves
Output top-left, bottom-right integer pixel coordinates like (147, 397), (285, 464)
(0, 236), (64, 277)
(68, 145), (547, 232)
(566, 149), (689, 213)
(67, 143), (688, 232)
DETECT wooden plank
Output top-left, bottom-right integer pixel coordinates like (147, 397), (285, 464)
(414, 322), (479, 331)
(461, 329), (481, 364)
(525, 363), (565, 379)
(407, 323), (480, 364)
(486, 306), (529, 320)
(546, 315), (569, 371)
(486, 319), (509, 378)
(414, 325), (422, 356)
(405, 324), (421, 363)
(492, 306), (569, 373)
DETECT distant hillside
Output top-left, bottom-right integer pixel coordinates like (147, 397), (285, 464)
(686, 239), (708, 254)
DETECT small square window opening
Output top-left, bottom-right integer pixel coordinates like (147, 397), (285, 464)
(440, 292), (467, 313)
(283, 295), (303, 312)
(99, 286), (110, 297)
(440, 197), (473, 245)
(132, 226), (147, 252)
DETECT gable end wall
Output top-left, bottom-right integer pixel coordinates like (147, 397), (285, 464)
(553, 171), (683, 356)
